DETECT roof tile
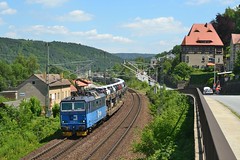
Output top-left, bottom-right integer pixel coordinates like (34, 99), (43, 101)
(181, 23), (223, 46)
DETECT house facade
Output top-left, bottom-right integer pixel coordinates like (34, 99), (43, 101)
(229, 34), (240, 71)
(181, 23), (224, 71)
(15, 74), (71, 107)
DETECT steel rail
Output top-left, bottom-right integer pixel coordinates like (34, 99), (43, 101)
(102, 89), (142, 160)
(84, 89), (141, 160)
(30, 138), (67, 160)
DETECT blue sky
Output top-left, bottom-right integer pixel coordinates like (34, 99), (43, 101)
(0, 0), (239, 54)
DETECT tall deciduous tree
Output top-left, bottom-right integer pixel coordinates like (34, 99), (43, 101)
(211, 13), (235, 47)
(211, 6), (240, 48)
(173, 62), (193, 81)
(233, 51), (240, 75)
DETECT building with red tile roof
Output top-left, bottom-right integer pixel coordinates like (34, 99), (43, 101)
(230, 34), (240, 70)
(181, 23), (224, 70)
(0, 74), (71, 109)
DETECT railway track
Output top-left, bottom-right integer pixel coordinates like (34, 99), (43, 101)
(29, 137), (82, 160)
(83, 89), (142, 160)
(23, 89), (142, 160)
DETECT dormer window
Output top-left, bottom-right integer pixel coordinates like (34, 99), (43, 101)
(207, 29), (212, 32)
(194, 29), (200, 32)
(196, 40), (212, 43)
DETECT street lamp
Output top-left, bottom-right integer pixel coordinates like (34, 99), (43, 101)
(214, 58), (216, 86)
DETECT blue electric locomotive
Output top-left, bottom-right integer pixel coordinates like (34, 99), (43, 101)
(60, 90), (107, 136)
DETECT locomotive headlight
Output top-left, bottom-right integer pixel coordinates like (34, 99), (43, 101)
(62, 120), (68, 123)
(82, 120), (85, 123)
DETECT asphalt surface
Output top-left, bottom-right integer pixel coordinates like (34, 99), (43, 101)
(205, 95), (240, 115)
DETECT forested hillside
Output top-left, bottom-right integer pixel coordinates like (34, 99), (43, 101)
(114, 53), (155, 60)
(0, 37), (123, 71)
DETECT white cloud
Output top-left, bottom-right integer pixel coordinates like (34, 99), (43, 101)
(186, 0), (210, 5)
(4, 31), (18, 38)
(20, 25), (132, 43)
(27, 25), (69, 35)
(26, 0), (69, 7)
(86, 29), (133, 43)
(0, 17), (4, 25)
(0, 1), (17, 15)
(58, 10), (93, 22)
(158, 40), (168, 46)
(123, 17), (188, 36)
(0, 1), (7, 8)
(218, 0), (235, 4)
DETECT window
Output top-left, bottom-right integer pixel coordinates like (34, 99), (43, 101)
(61, 102), (72, 111)
(208, 57), (214, 63)
(58, 92), (60, 100)
(218, 58), (220, 63)
(196, 40), (212, 43)
(74, 102), (85, 111)
(186, 56), (189, 63)
(202, 56), (205, 62)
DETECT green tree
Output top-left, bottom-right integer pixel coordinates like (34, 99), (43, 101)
(11, 63), (29, 81)
(171, 45), (181, 55)
(233, 51), (240, 75)
(173, 62), (193, 81)
(52, 104), (60, 118)
(17, 100), (33, 127)
(27, 54), (40, 74)
(162, 60), (172, 75)
(211, 6), (240, 47)
(29, 97), (42, 116)
(0, 60), (13, 91)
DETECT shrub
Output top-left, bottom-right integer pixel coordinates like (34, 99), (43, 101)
(52, 104), (60, 118)
(29, 97), (42, 116)
(134, 88), (194, 159)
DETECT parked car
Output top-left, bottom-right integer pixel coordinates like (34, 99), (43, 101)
(203, 87), (213, 95)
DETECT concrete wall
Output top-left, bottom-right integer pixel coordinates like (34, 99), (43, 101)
(17, 75), (47, 106)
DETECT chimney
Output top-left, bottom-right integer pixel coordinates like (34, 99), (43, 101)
(43, 72), (46, 80)
(204, 23), (207, 27)
(60, 73), (63, 82)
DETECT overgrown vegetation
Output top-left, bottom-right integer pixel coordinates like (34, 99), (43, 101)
(0, 97), (60, 160)
(133, 88), (194, 159)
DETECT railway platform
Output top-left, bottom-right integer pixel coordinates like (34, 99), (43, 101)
(204, 96), (240, 160)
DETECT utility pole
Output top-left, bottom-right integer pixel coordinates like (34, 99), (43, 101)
(104, 52), (106, 84)
(45, 42), (50, 117)
(154, 66), (158, 94)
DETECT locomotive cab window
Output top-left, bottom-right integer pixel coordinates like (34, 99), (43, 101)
(61, 102), (72, 111)
(74, 102), (85, 111)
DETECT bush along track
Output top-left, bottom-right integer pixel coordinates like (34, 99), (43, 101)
(133, 87), (194, 160)
(0, 97), (60, 160)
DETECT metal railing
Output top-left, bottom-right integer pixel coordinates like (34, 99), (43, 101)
(180, 88), (236, 160)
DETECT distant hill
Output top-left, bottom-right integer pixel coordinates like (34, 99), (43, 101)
(114, 53), (155, 60)
(0, 37), (123, 71)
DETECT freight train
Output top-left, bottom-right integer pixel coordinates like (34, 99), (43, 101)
(60, 78), (127, 136)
